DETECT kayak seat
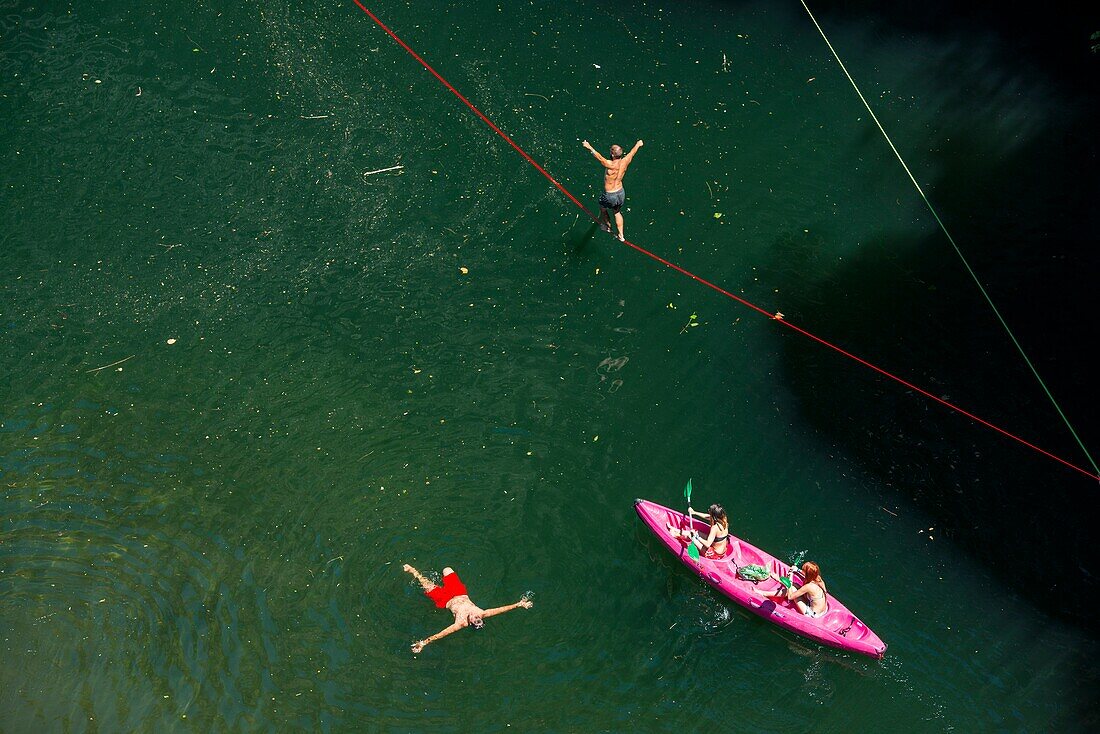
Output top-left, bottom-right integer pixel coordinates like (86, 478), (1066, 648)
(724, 540), (744, 565)
(820, 612), (854, 633)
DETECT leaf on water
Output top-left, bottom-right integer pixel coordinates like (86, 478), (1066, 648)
(714, 212), (722, 218)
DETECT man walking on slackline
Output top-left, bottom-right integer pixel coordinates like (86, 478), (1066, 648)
(582, 138), (643, 241)
(403, 564), (533, 653)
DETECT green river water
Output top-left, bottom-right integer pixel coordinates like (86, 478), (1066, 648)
(3, 1), (1098, 731)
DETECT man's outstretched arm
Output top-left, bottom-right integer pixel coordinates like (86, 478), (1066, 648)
(411, 621), (464, 653)
(482, 598), (534, 618)
(622, 139), (644, 164)
(581, 140), (613, 168)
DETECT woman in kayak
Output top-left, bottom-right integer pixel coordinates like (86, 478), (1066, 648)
(666, 504), (730, 558)
(763, 561), (829, 618)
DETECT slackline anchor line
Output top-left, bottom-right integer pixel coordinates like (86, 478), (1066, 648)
(351, 2), (1099, 482)
(798, 0), (1098, 479)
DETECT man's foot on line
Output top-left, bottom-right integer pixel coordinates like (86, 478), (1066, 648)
(617, 233), (625, 242)
(600, 223), (611, 233)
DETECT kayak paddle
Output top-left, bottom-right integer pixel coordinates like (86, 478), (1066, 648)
(683, 478), (699, 561)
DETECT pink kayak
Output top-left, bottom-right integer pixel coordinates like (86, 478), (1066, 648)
(635, 499), (887, 658)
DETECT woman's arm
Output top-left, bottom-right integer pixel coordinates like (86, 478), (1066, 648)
(786, 584), (812, 602)
(411, 621), (464, 653)
(482, 598), (534, 618)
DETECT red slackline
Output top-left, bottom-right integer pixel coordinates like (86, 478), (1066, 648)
(352, 2), (1099, 482)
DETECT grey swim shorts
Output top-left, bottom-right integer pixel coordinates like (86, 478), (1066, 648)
(599, 188), (625, 210)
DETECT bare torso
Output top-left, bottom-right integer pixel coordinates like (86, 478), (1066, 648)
(603, 160), (630, 192)
(711, 521), (729, 554)
(801, 581), (827, 613)
(446, 595), (483, 625)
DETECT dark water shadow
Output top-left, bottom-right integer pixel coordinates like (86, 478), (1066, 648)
(786, 0), (1100, 89)
(714, 0), (1100, 628)
(565, 222), (601, 256)
(756, 87), (1098, 723)
(766, 110), (1099, 613)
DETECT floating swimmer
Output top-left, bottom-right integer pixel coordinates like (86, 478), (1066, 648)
(581, 138), (643, 241)
(403, 564), (533, 653)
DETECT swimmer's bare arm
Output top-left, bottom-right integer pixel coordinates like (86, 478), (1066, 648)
(411, 621), (464, 653)
(482, 598), (534, 618)
(582, 140), (614, 168)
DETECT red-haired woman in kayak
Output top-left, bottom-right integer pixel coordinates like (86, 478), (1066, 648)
(762, 561), (829, 618)
(666, 503), (730, 559)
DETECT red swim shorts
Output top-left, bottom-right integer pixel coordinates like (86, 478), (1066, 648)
(425, 571), (468, 608)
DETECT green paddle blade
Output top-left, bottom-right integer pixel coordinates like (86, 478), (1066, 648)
(687, 542), (700, 561)
(683, 478), (693, 501)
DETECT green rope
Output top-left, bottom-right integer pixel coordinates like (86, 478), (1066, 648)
(798, 0), (1098, 478)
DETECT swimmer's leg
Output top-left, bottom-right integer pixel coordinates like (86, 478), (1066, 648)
(403, 563), (437, 592)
